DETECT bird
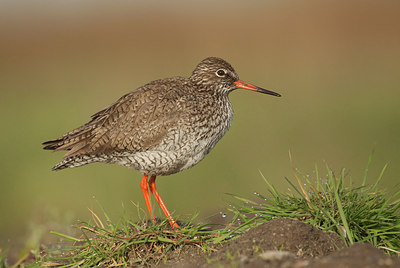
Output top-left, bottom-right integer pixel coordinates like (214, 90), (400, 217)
(42, 57), (281, 229)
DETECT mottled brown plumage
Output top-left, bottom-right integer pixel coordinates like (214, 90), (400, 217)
(43, 57), (281, 228)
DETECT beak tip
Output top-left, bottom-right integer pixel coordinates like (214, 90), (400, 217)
(257, 89), (282, 97)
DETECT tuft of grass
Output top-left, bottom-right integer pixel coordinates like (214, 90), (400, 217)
(31, 206), (230, 267)
(229, 156), (400, 255)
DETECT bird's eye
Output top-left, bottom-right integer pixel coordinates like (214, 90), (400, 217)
(216, 69), (226, 77)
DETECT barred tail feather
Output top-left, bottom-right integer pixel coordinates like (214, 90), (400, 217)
(52, 155), (98, 171)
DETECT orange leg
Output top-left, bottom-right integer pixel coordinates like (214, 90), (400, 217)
(140, 174), (155, 222)
(148, 175), (180, 228)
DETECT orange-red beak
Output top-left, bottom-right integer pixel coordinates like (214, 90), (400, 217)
(234, 80), (281, 97)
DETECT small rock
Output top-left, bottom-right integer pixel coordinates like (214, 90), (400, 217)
(259, 250), (295, 261)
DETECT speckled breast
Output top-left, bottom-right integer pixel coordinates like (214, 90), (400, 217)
(111, 96), (234, 176)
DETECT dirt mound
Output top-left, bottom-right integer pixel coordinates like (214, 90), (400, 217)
(220, 218), (345, 258)
(163, 218), (400, 267)
(310, 243), (400, 268)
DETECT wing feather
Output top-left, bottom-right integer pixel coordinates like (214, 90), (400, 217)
(43, 78), (187, 159)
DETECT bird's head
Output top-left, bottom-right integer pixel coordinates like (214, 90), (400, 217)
(190, 57), (281, 97)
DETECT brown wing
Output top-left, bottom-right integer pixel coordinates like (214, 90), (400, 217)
(43, 79), (185, 159)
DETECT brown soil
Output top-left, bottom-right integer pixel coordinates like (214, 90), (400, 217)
(162, 218), (400, 267)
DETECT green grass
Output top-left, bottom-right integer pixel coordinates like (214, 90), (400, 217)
(28, 210), (223, 267)
(229, 157), (400, 255)
(4, 157), (400, 266)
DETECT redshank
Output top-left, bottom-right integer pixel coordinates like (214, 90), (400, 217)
(43, 57), (281, 228)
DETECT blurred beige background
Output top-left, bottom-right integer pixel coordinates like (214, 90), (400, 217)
(1, 0), (399, 254)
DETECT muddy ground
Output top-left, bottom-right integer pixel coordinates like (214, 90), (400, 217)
(162, 218), (400, 268)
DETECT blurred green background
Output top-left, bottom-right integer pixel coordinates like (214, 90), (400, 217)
(1, 0), (399, 255)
